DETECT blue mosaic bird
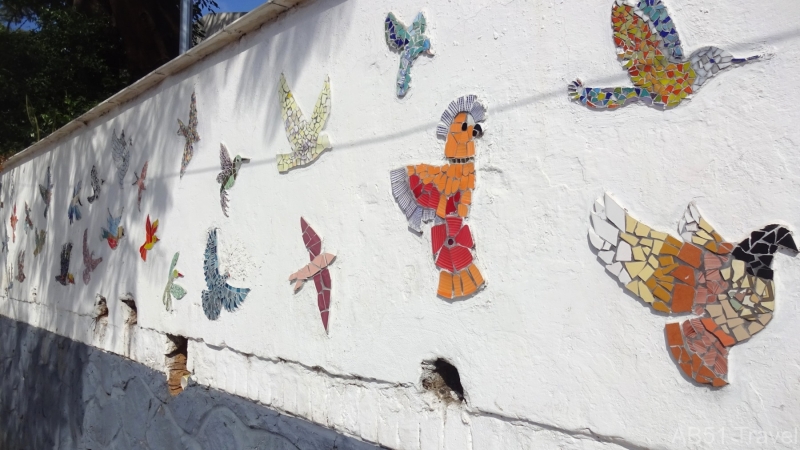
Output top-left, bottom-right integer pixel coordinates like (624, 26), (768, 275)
(384, 12), (433, 97)
(68, 180), (82, 224)
(201, 228), (250, 320)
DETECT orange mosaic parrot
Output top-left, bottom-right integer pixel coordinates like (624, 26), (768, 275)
(590, 193), (797, 386)
(391, 95), (486, 300)
(139, 215), (159, 261)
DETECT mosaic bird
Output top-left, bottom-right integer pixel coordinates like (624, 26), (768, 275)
(82, 229), (103, 284)
(23, 202), (32, 234)
(139, 215), (159, 261)
(111, 129), (131, 188)
(589, 193), (797, 386)
(0, 225), (7, 253)
(34, 229), (46, 257)
(100, 208), (125, 250)
(87, 165), (105, 203)
(68, 181), (82, 224)
(9, 204), (17, 243)
(390, 95), (486, 300)
(289, 218), (335, 331)
(38, 166), (53, 218)
(201, 228), (250, 320)
(568, 0), (761, 109)
(217, 144), (249, 217)
(55, 242), (75, 286)
(276, 74), (332, 172)
(132, 161), (148, 212)
(177, 91), (200, 178)
(384, 11), (433, 97)
(16, 251), (25, 283)
(5, 263), (12, 296)
(162, 252), (187, 311)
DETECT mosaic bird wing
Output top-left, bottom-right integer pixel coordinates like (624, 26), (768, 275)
(278, 74), (308, 153)
(140, 161), (148, 181)
(589, 193), (733, 314)
(301, 217), (322, 260)
(611, 0), (684, 77)
(217, 144), (233, 183)
(309, 76), (332, 137)
(389, 166), (440, 233)
(384, 12), (411, 51)
(170, 283), (187, 300)
(314, 266), (332, 332)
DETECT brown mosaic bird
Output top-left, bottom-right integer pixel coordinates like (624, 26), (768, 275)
(589, 193), (797, 387)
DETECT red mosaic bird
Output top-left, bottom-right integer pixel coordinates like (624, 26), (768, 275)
(590, 193), (797, 386)
(139, 215), (159, 261)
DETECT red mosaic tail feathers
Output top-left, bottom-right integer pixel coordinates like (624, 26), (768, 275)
(666, 321), (727, 387)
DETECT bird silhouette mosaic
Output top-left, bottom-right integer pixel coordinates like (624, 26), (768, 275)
(384, 11), (433, 96)
(87, 165), (104, 203)
(111, 129), (131, 188)
(201, 228), (250, 320)
(68, 181), (82, 224)
(276, 74), (332, 172)
(132, 161), (148, 212)
(390, 95), (486, 299)
(217, 144), (249, 217)
(55, 242), (75, 286)
(100, 208), (125, 250)
(82, 229), (103, 284)
(163, 252), (186, 311)
(569, 0), (761, 109)
(589, 193), (797, 386)
(178, 91), (200, 178)
(139, 215), (159, 261)
(39, 166), (52, 218)
(289, 218), (336, 332)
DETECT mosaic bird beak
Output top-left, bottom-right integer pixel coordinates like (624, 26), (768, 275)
(776, 228), (798, 253)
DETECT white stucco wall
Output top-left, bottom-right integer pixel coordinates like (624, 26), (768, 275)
(3, 0), (800, 448)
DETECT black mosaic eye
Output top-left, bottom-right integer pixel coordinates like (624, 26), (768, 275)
(472, 124), (483, 137)
(461, 122), (468, 131)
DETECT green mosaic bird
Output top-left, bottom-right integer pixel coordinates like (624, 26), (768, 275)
(216, 143), (249, 217)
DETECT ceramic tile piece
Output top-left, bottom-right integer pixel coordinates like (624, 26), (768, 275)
(569, 0), (762, 110)
(202, 229), (250, 320)
(217, 144), (250, 217)
(177, 91), (200, 178)
(9, 204), (17, 243)
(139, 215), (159, 261)
(276, 74), (332, 172)
(289, 218), (335, 332)
(33, 229), (45, 257)
(384, 12), (433, 97)
(589, 192), (797, 387)
(163, 252), (187, 311)
(81, 229), (103, 284)
(391, 95), (486, 299)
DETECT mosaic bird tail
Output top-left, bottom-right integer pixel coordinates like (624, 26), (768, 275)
(220, 189), (229, 217)
(666, 319), (728, 387)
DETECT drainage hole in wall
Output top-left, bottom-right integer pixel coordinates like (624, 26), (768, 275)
(421, 358), (465, 403)
(165, 334), (190, 396)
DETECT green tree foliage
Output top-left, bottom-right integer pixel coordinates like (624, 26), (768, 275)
(0, 0), (218, 159)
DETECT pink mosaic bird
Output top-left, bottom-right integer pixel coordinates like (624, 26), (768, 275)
(289, 218), (335, 331)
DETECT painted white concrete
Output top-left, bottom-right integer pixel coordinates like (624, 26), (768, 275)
(3, 0), (800, 448)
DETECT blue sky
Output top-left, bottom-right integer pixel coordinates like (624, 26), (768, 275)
(213, 0), (269, 13)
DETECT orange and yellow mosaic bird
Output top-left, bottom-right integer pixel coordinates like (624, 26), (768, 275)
(139, 215), (159, 261)
(391, 95), (486, 300)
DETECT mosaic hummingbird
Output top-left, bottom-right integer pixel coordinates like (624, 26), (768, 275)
(177, 91), (200, 178)
(87, 165), (105, 203)
(9, 204), (17, 243)
(82, 228), (103, 284)
(111, 129), (131, 188)
(568, 0), (761, 109)
(38, 166), (53, 218)
(384, 12), (433, 97)
(162, 252), (187, 311)
(217, 144), (249, 217)
(23, 202), (32, 234)
(139, 215), (159, 261)
(68, 180), (82, 224)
